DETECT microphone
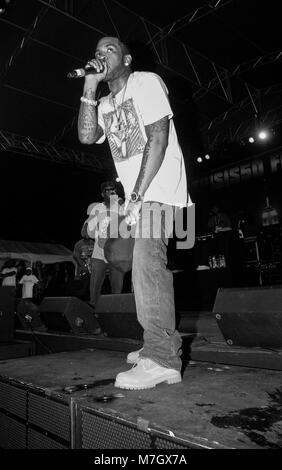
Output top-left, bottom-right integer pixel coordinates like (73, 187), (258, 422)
(67, 62), (105, 79)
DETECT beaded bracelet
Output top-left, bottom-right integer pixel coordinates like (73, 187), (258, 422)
(80, 96), (98, 106)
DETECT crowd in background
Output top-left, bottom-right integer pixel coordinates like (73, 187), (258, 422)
(0, 259), (75, 303)
(1, 197), (281, 310)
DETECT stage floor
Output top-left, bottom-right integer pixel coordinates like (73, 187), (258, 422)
(1, 347), (282, 449)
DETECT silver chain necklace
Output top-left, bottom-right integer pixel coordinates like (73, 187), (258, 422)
(112, 79), (128, 130)
(111, 79), (129, 157)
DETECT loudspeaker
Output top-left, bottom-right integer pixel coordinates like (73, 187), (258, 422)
(16, 299), (46, 331)
(65, 275), (90, 300)
(39, 296), (100, 334)
(0, 287), (15, 342)
(95, 293), (143, 340)
(213, 286), (282, 348)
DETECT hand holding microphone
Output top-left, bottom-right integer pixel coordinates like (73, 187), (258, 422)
(67, 57), (107, 80)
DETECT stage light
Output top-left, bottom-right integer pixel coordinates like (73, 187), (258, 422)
(248, 137), (255, 143)
(204, 154), (210, 160)
(197, 157), (203, 163)
(257, 129), (271, 140)
(0, 0), (11, 15)
(258, 130), (269, 140)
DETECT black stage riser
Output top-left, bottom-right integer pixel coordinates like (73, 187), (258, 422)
(214, 285), (282, 348)
(0, 377), (222, 449)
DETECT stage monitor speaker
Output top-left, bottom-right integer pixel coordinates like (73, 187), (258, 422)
(39, 296), (99, 335)
(0, 287), (15, 342)
(16, 299), (46, 331)
(65, 276), (90, 300)
(95, 293), (143, 340)
(213, 286), (282, 348)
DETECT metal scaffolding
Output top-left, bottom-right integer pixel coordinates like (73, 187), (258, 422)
(0, 130), (113, 172)
(0, 0), (281, 159)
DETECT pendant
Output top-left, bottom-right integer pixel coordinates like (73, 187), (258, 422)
(121, 138), (127, 158)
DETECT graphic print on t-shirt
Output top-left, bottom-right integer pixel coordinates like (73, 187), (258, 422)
(103, 98), (146, 162)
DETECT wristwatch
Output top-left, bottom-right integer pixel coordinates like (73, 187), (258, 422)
(129, 192), (142, 203)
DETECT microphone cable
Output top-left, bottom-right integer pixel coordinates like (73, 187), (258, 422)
(21, 313), (55, 355)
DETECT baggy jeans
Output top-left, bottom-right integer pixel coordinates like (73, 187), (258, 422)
(132, 202), (182, 371)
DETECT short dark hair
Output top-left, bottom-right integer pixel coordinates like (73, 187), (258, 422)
(100, 180), (116, 193)
(97, 36), (131, 56)
(118, 38), (131, 56)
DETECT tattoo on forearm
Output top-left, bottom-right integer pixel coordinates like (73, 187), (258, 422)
(135, 134), (153, 188)
(134, 116), (169, 193)
(78, 88), (100, 142)
(78, 104), (96, 142)
(146, 116), (169, 133)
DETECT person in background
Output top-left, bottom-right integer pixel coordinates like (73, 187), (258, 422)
(19, 267), (39, 300)
(207, 205), (232, 234)
(0, 259), (18, 287)
(73, 221), (95, 279)
(86, 180), (125, 308)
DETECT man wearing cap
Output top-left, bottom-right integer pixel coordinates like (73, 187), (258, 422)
(19, 267), (39, 300)
(86, 180), (125, 308)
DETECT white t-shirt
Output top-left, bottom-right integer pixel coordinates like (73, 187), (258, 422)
(86, 200), (122, 262)
(97, 72), (188, 207)
(20, 274), (39, 298)
(1, 267), (17, 286)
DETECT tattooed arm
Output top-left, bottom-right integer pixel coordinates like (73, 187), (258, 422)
(134, 116), (169, 197)
(124, 116), (169, 224)
(78, 77), (104, 144)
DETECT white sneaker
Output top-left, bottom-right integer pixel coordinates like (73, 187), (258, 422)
(126, 348), (143, 364)
(115, 358), (182, 390)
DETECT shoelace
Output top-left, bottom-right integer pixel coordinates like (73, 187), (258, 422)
(132, 358), (151, 370)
